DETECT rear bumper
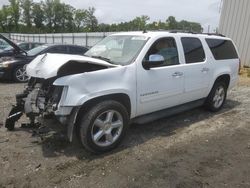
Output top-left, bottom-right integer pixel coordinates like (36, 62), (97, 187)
(228, 76), (239, 90)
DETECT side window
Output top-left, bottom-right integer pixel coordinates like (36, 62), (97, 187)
(47, 46), (68, 54)
(205, 39), (238, 60)
(181, 37), (205, 64)
(145, 37), (179, 67)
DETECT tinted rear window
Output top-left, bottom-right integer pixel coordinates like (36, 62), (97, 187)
(206, 39), (238, 60)
(181, 37), (205, 63)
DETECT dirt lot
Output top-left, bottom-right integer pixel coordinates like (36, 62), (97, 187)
(0, 77), (250, 188)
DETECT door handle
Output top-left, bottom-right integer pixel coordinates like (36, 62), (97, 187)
(172, 72), (183, 77)
(201, 67), (209, 73)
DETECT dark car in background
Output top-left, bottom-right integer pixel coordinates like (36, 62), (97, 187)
(0, 38), (9, 50)
(0, 42), (43, 57)
(0, 43), (88, 82)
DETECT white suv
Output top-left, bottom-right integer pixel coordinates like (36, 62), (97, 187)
(5, 31), (240, 153)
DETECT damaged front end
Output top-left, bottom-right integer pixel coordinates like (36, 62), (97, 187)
(5, 53), (116, 141)
(5, 77), (64, 131)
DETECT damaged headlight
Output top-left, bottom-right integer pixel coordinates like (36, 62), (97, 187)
(51, 86), (68, 110)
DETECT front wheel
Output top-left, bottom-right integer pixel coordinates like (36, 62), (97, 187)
(205, 81), (227, 112)
(13, 65), (29, 83)
(78, 100), (129, 153)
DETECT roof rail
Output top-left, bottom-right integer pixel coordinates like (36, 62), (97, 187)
(202, 33), (226, 37)
(168, 30), (226, 37)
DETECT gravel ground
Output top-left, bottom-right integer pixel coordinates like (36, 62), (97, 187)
(0, 77), (249, 188)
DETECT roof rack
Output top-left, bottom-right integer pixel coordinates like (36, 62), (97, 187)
(202, 33), (226, 37)
(168, 30), (226, 37)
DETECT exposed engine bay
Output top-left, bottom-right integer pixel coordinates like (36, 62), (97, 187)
(6, 77), (63, 130)
(5, 58), (111, 132)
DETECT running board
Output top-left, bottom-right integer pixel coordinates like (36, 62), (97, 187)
(131, 98), (206, 124)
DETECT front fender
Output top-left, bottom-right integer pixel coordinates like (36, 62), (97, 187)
(53, 64), (137, 117)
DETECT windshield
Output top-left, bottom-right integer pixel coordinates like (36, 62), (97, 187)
(27, 45), (48, 56)
(85, 35), (148, 65)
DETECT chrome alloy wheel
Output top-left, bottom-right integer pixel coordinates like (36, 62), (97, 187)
(91, 110), (124, 147)
(213, 86), (225, 109)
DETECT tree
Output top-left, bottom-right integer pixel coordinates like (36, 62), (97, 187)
(85, 7), (98, 32)
(0, 1), (203, 33)
(166, 16), (178, 30)
(61, 4), (75, 32)
(32, 2), (44, 29)
(51, 0), (63, 32)
(9, 0), (20, 31)
(0, 5), (13, 32)
(74, 9), (87, 32)
(0, 9), (4, 32)
(132, 15), (150, 30)
(43, 0), (53, 32)
(21, 0), (32, 28)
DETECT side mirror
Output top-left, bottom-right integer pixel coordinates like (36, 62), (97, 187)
(142, 54), (164, 70)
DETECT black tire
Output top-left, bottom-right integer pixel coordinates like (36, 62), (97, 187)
(205, 81), (227, 112)
(6, 122), (15, 131)
(13, 65), (29, 83)
(78, 100), (129, 153)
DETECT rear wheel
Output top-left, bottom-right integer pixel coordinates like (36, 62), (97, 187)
(205, 81), (227, 112)
(78, 100), (129, 153)
(13, 65), (29, 83)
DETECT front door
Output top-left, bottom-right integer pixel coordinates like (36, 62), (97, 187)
(136, 37), (185, 116)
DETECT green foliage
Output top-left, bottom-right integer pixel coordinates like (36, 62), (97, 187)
(74, 9), (87, 32)
(9, 0), (20, 31)
(32, 2), (44, 29)
(85, 7), (98, 32)
(96, 16), (202, 33)
(21, 0), (32, 27)
(0, 5), (13, 32)
(0, 1), (203, 33)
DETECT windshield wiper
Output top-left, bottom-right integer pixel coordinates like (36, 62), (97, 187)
(90, 55), (114, 64)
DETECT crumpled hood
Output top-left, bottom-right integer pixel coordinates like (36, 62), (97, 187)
(26, 53), (118, 79)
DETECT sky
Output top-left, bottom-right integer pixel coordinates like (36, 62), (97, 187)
(0, 0), (222, 32)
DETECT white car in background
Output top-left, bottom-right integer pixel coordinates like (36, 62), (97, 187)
(6, 31), (240, 153)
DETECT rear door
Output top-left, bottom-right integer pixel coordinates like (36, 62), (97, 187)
(180, 37), (212, 102)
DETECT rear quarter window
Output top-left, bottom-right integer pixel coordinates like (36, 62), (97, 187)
(206, 39), (238, 60)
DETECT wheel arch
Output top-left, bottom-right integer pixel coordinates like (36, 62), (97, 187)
(67, 93), (132, 142)
(205, 74), (230, 112)
(213, 74), (231, 89)
(76, 93), (131, 119)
